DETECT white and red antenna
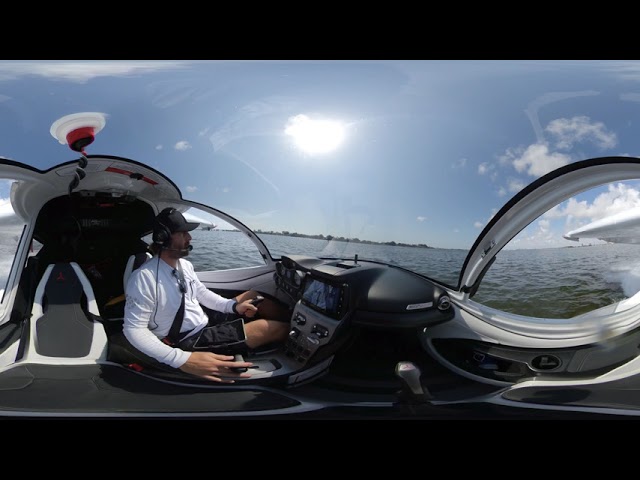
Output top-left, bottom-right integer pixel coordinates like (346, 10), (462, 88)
(50, 112), (107, 195)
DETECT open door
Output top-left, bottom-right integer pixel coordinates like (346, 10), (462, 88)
(423, 156), (640, 386)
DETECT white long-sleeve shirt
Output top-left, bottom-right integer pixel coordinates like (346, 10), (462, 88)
(123, 256), (236, 368)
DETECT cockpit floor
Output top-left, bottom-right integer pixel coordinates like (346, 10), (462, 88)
(0, 363), (299, 415)
(322, 328), (502, 401)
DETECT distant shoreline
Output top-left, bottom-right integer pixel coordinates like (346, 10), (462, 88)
(253, 229), (433, 249)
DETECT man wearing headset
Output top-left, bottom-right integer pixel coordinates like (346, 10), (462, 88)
(123, 207), (289, 383)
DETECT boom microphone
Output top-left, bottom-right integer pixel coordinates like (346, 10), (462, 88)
(165, 245), (193, 253)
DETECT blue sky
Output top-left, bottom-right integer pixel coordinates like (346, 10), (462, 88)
(1, 60), (640, 250)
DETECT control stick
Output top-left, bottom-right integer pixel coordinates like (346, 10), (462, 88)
(395, 361), (432, 403)
(229, 354), (248, 373)
(250, 295), (265, 306)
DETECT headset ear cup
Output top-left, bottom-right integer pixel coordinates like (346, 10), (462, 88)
(153, 208), (176, 247)
(161, 224), (171, 247)
(153, 222), (171, 247)
(152, 223), (162, 245)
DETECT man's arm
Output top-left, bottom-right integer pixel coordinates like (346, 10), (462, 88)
(123, 270), (190, 369)
(184, 261), (237, 313)
(182, 261), (259, 318)
(193, 278), (259, 316)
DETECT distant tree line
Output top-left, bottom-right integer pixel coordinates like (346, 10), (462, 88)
(255, 229), (432, 249)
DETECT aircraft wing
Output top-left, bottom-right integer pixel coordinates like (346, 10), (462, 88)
(0, 199), (24, 224)
(0, 200), (13, 218)
(183, 211), (216, 230)
(563, 206), (640, 244)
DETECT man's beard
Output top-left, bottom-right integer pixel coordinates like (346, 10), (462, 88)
(167, 247), (190, 258)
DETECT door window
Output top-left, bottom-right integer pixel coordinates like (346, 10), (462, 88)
(144, 206), (267, 273)
(471, 180), (640, 318)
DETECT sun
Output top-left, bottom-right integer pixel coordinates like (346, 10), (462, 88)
(285, 114), (345, 155)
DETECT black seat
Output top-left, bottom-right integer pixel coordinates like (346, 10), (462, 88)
(105, 252), (181, 374)
(101, 251), (151, 322)
(22, 262), (108, 363)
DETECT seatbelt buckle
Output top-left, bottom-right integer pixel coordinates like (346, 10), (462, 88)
(161, 337), (175, 346)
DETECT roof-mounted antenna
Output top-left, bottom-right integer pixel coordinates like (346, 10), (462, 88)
(50, 112), (107, 196)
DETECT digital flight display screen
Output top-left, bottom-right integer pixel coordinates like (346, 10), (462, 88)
(301, 277), (344, 317)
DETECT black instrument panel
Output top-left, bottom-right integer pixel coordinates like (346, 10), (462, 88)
(274, 255), (454, 329)
(274, 255), (327, 300)
(275, 254), (455, 367)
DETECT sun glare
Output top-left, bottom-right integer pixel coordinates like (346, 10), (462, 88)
(285, 114), (345, 155)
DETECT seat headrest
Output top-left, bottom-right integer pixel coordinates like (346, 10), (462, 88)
(123, 252), (152, 290)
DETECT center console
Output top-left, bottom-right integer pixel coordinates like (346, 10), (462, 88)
(285, 305), (346, 364)
(274, 254), (454, 371)
(284, 274), (349, 365)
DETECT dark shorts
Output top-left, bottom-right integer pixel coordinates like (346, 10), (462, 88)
(176, 317), (247, 355)
(203, 303), (292, 325)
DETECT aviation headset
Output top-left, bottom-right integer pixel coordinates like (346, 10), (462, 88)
(149, 207), (177, 330)
(152, 208), (176, 248)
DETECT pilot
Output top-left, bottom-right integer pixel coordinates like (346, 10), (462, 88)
(123, 207), (289, 382)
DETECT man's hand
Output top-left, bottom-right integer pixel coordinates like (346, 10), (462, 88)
(179, 351), (253, 382)
(235, 300), (259, 318)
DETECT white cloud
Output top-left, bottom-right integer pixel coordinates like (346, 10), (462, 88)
(496, 117), (616, 192)
(155, 145), (163, 150)
(222, 187), (230, 193)
(509, 215), (572, 250)
(417, 216), (426, 222)
(508, 223), (557, 249)
(186, 186), (197, 193)
(452, 158), (467, 169)
(509, 182), (640, 250)
(478, 162), (499, 181)
(507, 178), (527, 193)
(538, 219), (550, 233)
(601, 61), (640, 81)
(620, 93), (640, 102)
(174, 141), (191, 151)
(496, 113), (630, 250)
(498, 147), (520, 166)
(497, 179), (526, 198)
(546, 183), (640, 222)
(475, 209), (498, 230)
(524, 91), (600, 144)
(546, 198), (591, 220)
(508, 143), (571, 178)
(546, 116), (617, 151)
(0, 61), (188, 83)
